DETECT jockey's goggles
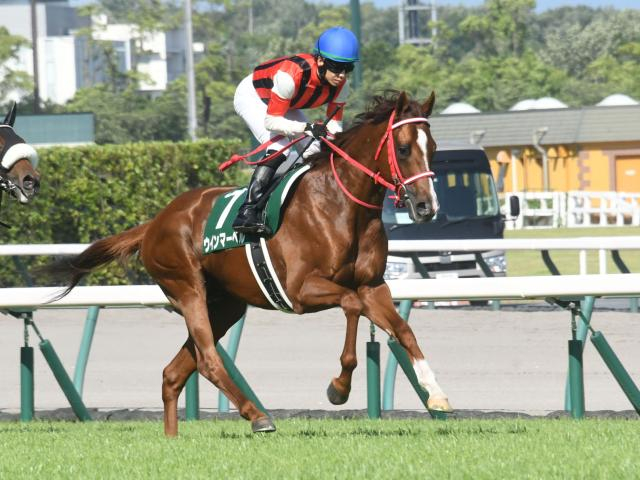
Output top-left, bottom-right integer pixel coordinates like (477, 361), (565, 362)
(322, 58), (355, 74)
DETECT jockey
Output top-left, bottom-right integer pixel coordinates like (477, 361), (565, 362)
(232, 26), (359, 234)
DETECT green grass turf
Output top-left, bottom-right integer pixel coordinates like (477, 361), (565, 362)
(1, 418), (638, 479)
(505, 227), (640, 276)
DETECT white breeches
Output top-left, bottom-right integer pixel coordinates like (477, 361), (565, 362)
(234, 74), (312, 154)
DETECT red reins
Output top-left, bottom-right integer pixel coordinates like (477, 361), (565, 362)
(219, 112), (435, 211)
(218, 134), (306, 171)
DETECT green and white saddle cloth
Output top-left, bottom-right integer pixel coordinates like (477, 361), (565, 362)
(202, 164), (311, 254)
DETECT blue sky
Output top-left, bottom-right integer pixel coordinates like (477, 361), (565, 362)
(313, 0), (638, 11)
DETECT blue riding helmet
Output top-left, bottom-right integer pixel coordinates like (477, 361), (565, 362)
(314, 27), (359, 63)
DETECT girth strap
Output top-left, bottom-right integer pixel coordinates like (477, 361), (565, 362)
(245, 238), (293, 312)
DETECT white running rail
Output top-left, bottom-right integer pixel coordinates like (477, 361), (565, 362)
(0, 240), (638, 309)
(2, 237), (639, 277)
(1, 275), (640, 309)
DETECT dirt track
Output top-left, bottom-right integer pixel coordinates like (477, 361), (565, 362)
(1, 305), (639, 417)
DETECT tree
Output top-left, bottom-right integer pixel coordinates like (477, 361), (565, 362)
(360, 2), (398, 46)
(53, 0), (640, 144)
(583, 54), (640, 102)
(65, 84), (187, 144)
(195, 42), (245, 139)
(538, 9), (640, 77)
(93, 0), (181, 31)
(459, 0), (535, 57)
(0, 26), (32, 104)
(453, 52), (573, 111)
(430, 5), (483, 62)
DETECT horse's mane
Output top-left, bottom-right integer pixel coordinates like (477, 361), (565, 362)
(348, 90), (407, 129)
(304, 90), (411, 165)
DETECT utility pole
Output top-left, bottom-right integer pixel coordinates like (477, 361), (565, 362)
(350, 0), (362, 88)
(184, 0), (197, 140)
(30, 0), (40, 113)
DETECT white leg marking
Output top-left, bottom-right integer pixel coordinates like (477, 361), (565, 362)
(416, 130), (439, 213)
(413, 358), (446, 398)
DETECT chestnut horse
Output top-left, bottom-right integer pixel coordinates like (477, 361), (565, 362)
(46, 91), (452, 435)
(0, 103), (41, 208)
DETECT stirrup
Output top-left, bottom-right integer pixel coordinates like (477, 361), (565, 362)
(234, 224), (269, 235)
(232, 208), (267, 235)
(233, 216), (272, 235)
(234, 224), (272, 236)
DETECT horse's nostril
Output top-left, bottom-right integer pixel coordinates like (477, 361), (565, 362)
(416, 202), (431, 215)
(20, 175), (40, 196)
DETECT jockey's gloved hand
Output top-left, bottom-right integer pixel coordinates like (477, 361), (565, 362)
(302, 140), (322, 160)
(304, 122), (329, 140)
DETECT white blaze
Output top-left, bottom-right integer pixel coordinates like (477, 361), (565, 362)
(416, 130), (439, 212)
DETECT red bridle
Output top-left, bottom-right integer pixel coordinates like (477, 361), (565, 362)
(322, 111), (435, 209)
(218, 111), (435, 211)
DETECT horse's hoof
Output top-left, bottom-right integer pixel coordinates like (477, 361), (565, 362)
(251, 416), (276, 434)
(327, 379), (350, 405)
(427, 396), (453, 413)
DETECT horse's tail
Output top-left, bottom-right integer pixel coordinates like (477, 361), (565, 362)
(38, 223), (149, 300)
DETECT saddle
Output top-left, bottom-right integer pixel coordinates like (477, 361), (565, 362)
(202, 164), (311, 255)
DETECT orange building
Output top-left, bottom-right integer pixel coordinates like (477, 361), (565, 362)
(430, 105), (640, 194)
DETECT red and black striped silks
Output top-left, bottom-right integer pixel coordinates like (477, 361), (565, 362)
(252, 53), (345, 120)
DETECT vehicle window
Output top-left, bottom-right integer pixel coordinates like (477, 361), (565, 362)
(383, 169), (499, 222)
(475, 172), (500, 215)
(436, 171), (499, 217)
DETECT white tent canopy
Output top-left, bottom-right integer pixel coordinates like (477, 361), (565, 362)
(441, 102), (481, 114)
(510, 97), (568, 111)
(596, 94), (639, 106)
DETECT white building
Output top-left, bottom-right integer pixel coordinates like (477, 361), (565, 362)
(79, 14), (167, 92)
(0, 0), (189, 104)
(0, 0), (87, 104)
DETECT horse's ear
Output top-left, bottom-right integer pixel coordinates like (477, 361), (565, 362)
(3, 102), (17, 126)
(394, 91), (409, 115)
(421, 91), (436, 118)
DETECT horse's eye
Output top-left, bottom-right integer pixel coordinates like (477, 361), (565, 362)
(398, 144), (411, 156)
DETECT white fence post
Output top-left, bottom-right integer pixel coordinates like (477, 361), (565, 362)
(599, 249), (607, 274)
(579, 250), (587, 275)
(504, 191), (640, 229)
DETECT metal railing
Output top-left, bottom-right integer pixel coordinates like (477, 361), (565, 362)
(501, 191), (640, 229)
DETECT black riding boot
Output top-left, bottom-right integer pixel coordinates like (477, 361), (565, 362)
(233, 152), (286, 234)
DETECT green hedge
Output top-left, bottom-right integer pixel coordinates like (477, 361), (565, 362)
(2, 139), (249, 287)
